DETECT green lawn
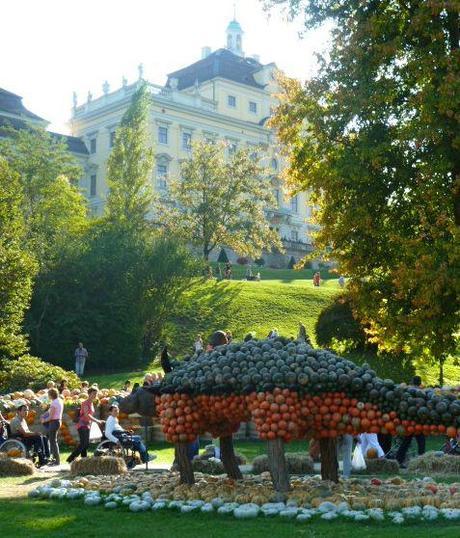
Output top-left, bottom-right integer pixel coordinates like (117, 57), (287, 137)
(0, 498), (458, 537)
(210, 263), (336, 282)
(87, 277), (458, 387)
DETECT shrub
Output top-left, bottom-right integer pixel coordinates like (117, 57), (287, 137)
(315, 295), (366, 351)
(287, 256), (296, 269)
(0, 355), (80, 393)
(236, 256), (249, 265)
(254, 257), (265, 267)
(217, 248), (229, 264)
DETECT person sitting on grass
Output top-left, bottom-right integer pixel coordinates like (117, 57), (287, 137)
(104, 405), (152, 464)
(9, 405), (50, 466)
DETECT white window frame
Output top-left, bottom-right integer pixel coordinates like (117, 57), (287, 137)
(156, 163), (168, 190)
(90, 174), (97, 197)
(249, 101), (257, 114)
(182, 131), (192, 151)
(290, 229), (299, 242)
(158, 126), (168, 145)
(290, 195), (298, 213)
(227, 95), (236, 108)
(89, 137), (97, 154)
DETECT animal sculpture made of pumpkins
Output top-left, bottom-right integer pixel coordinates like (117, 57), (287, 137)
(120, 336), (460, 491)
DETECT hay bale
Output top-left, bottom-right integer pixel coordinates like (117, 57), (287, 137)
(0, 457), (35, 476)
(252, 452), (314, 475)
(407, 451), (460, 475)
(70, 456), (127, 476)
(363, 458), (399, 474)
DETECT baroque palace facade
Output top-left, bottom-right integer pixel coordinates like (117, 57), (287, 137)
(0, 19), (315, 265)
(70, 19), (315, 264)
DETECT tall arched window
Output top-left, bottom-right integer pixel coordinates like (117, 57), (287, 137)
(271, 158), (278, 171)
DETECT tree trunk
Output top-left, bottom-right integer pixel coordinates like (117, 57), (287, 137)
(267, 438), (290, 494)
(439, 357), (445, 387)
(175, 442), (195, 485)
(320, 438), (339, 483)
(220, 435), (243, 480)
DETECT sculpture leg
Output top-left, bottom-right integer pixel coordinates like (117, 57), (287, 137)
(319, 437), (339, 483)
(220, 435), (243, 480)
(267, 438), (290, 494)
(175, 442), (195, 485)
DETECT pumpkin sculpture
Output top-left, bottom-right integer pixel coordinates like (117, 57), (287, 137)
(120, 337), (460, 491)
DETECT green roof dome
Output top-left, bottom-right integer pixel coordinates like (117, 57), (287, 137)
(227, 19), (242, 31)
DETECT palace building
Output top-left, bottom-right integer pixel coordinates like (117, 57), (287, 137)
(1, 19), (315, 265)
(70, 19), (315, 264)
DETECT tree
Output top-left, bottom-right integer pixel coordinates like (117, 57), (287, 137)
(268, 0), (460, 385)
(157, 141), (282, 260)
(0, 158), (36, 358)
(27, 85), (198, 369)
(0, 126), (88, 353)
(0, 126), (85, 268)
(105, 83), (154, 230)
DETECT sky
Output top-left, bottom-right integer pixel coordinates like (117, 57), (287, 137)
(1, 0), (330, 134)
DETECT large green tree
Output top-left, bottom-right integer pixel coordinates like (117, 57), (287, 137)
(0, 127), (88, 352)
(267, 0), (459, 383)
(29, 84), (197, 369)
(0, 158), (36, 358)
(0, 127), (86, 267)
(105, 83), (154, 230)
(157, 141), (282, 260)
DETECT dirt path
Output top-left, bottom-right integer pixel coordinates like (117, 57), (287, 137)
(0, 470), (65, 499)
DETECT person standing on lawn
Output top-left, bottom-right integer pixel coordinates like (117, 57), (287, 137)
(67, 387), (102, 463)
(396, 375), (426, 467)
(74, 342), (89, 376)
(42, 388), (63, 465)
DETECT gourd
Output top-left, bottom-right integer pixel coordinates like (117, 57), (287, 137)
(366, 448), (378, 459)
(104, 502), (118, 509)
(84, 495), (101, 506)
(7, 448), (22, 458)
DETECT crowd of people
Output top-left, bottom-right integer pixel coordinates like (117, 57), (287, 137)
(0, 376), (154, 468)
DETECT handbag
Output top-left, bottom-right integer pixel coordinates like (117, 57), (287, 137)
(352, 445), (367, 471)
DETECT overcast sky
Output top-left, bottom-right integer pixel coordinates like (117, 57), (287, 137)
(1, 0), (330, 134)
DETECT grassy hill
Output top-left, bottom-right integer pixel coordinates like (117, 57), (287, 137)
(88, 274), (458, 388)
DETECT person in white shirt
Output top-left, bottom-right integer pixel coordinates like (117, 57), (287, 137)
(104, 405), (151, 463)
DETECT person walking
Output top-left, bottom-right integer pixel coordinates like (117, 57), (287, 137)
(42, 388), (63, 465)
(396, 376), (426, 467)
(67, 387), (102, 463)
(74, 342), (89, 376)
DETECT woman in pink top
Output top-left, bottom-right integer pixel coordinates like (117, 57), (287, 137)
(42, 388), (63, 465)
(67, 387), (102, 463)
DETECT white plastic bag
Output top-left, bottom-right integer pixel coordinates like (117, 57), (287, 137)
(89, 421), (102, 441)
(352, 445), (366, 471)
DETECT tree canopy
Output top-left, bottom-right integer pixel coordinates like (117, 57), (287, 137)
(267, 0), (460, 383)
(157, 141), (282, 260)
(105, 83), (154, 230)
(0, 158), (36, 358)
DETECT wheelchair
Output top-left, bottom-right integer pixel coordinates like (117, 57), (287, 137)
(94, 436), (146, 470)
(0, 421), (43, 466)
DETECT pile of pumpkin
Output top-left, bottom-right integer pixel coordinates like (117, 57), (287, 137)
(1, 387), (132, 447)
(28, 475), (460, 524)
(154, 337), (459, 443)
